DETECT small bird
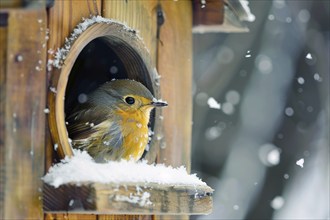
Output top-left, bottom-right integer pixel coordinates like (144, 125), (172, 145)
(66, 79), (167, 162)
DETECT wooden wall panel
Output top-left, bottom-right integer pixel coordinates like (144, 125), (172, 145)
(156, 1), (193, 171)
(2, 9), (47, 219)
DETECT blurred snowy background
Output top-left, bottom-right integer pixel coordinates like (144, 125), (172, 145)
(191, 1), (329, 219)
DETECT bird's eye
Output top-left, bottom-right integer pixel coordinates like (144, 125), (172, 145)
(125, 96), (135, 105)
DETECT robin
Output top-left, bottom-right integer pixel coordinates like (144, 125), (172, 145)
(66, 79), (167, 162)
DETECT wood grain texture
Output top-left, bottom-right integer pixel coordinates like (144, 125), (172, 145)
(2, 9), (47, 219)
(46, 0), (102, 167)
(156, 1), (193, 171)
(43, 183), (213, 215)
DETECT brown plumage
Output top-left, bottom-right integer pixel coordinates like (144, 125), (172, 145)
(66, 79), (167, 162)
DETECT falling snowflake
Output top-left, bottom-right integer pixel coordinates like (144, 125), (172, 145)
(296, 158), (304, 168)
(207, 97), (221, 110)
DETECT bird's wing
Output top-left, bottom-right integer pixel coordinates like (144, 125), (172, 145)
(99, 120), (123, 149)
(66, 104), (110, 140)
(66, 104), (124, 151)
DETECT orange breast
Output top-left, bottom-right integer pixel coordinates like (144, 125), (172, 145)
(116, 109), (150, 161)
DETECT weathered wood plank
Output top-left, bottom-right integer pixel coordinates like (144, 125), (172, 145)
(2, 9), (47, 219)
(43, 183), (213, 215)
(156, 1), (193, 171)
(46, 0), (102, 168)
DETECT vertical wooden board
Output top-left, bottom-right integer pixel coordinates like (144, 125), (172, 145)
(46, 0), (101, 168)
(156, 1), (193, 171)
(0, 11), (8, 220)
(102, 0), (158, 67)
(3, 9), (47, 219)
(47, 0), (101, 57)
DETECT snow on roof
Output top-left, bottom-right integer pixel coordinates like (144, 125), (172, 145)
(43, 150), (207, 188)
(239, 0), (256, 22)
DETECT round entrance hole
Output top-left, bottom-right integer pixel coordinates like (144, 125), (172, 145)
(48, 22), (161, 160)
(65, 37), (154, 117)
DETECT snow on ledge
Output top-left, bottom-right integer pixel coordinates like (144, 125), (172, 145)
(43, 150), (206, 188)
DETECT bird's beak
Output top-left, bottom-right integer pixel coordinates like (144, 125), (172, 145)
(151, 100), (168, 107)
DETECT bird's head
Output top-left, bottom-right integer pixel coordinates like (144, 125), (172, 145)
(91, 79), (167, 116)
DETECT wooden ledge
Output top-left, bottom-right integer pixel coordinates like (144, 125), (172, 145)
(43, 182), (213, 215)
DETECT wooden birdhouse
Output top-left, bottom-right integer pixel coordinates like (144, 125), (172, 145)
(0, 0), (251, 219)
